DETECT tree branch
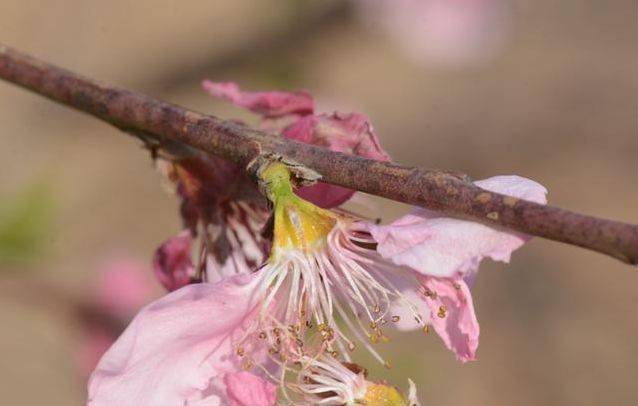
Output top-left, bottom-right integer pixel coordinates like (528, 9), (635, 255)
(1, 44), (636, 265)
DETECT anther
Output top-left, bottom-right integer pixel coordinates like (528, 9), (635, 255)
(391, 315), (400, 322)
(423, 288), (438, 300)
(437, 305), (447, 318)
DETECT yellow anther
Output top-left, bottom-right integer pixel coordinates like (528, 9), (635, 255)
(242, 359), (253, 370)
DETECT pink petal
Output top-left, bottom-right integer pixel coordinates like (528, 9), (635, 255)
(153, 230), (196, 291)
(88, 273), (262, 406)
(225, 371), (277, 406)
(420, 275), (479, 362)
(370, 175), (547, 277)
(202, 80), (314, 118)
(283, 113), (391, 208)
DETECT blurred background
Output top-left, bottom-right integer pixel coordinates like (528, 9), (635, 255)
(1, 0), (637, 404)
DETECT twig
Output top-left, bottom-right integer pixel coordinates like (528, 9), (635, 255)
(0, 44), (636, 265)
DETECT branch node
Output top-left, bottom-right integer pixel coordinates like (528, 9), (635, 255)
(247, 153), (322, 197)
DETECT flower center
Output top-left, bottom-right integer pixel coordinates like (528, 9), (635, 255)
(260, 162), (336, 257)
(237, 161), (424, 380)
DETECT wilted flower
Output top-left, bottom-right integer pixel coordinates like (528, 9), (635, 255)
(202, 81), (391, 208)
(154, 153), (271, 290)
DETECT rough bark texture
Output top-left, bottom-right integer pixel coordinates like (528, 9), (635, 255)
(1, 44), (636, 265)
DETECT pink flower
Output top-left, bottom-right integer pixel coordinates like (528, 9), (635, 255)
(248, 163), (547, 364)
(88, 164), (547, 403)
(88, 273), (276, 406)
(202, 81), (390, 208)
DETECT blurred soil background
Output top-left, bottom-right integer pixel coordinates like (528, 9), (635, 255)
(0, 1), (637, 404)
